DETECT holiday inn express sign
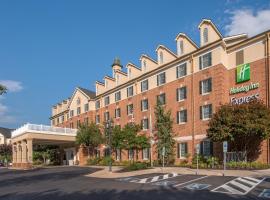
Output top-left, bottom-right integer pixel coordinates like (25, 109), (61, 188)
(236, 63), (250, 83)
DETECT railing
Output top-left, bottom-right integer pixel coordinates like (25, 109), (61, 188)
(11, 123), (78, 138)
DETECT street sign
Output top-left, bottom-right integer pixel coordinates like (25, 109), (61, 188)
(162, 147), (165, 156)
(223, 141), (228, 153)
(185, 183), (211, 190)
(196, 144), (200, 154)
(259, 189), (270, 198)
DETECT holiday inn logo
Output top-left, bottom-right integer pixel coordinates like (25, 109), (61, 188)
(236, 63), (250, 83)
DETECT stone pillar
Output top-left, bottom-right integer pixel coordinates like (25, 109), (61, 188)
(21, 140), (27, 164)
(12, 143), (17, 164)
(27, 139), (33, 164)
(17, 142), (22, 167)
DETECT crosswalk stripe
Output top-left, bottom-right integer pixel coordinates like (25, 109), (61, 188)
(132, 173), (179, 184)
(237, 178), (256, 186)
(222, 184), (243, 195)
(163, 174), (169, 179)
(229, 180), (250, 192)
(242, 177), (261, 183)
(150, 176), (160, 183)
(174, 176), (208, 187)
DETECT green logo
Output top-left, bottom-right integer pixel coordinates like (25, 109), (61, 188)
(236, 63), (250, 83)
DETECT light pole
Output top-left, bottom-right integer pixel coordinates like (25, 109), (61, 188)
(106, 119), (113, 172)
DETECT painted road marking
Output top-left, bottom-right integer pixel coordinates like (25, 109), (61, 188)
(174, 176), (208, 187)
(185, 183), (211, 190)
(259, 189), (270, 198)
(212, 177), (265, 195)
(121, 173), (179, 184)
(152, 180), (177, 187)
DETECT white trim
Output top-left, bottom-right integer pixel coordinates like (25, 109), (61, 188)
(228, 40), (264, 55)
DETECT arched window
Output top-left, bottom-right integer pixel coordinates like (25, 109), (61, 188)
(203, 27), (208, 44)
(179, 40), (184, 55)
(143, 60), (147, 72)
(159, 51), (163, 64)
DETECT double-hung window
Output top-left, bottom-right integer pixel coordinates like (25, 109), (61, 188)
(115, 108), (121, 118)
(95, 100), (100, 109)
(199, 52), (212, 69)
(176, 63), (187, 78)
(77, 107), (81, 115)
(70, 110), (74, 118)
(178, 143), (188, 158)
(141, 79), (149, 92)
(104, 111), (110, 121)
(141, 99), (149, 111)
(200, 78), (212, 95)
(127, 104), (134, 115)
(84, 103), (89, 112)
(141, 118), (149, 130)
(200, 104), (212, 120)
(127, 86), (134, 97)
(104, 96), (110, 106)
(177, 110), (187, 124)
(176, 86), (187, 101)
(142, 148), (150, 160)
(157, 93), (166, 105)
(95, 115), (100, 124)
(115, 91), (121, 102)
(157, 72), (166, 86)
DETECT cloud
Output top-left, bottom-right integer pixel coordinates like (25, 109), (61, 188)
(0, 102), (15, 124)
(225, 8), (270, 37)
(0, 80), (23, 92)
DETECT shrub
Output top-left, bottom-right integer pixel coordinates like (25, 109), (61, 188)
(87, 157), (101, 165)
(227, 161), (270, 169)
(98, 156), (114, 166)
(126, 162), (149, 171)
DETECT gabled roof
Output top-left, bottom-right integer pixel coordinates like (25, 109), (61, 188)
(77, 87), (96, 99)
(126, 62), (141, 71)
(139, 54), (158, 64)
(155, 45), (177, 57)
(175, 33), (199, 49)
(198, 19), (223, 38)
(0, 127), (13, 138)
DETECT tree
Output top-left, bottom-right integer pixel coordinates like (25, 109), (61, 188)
(154, 101), (175, 165)
(0, 84), (7, 95)
(0, 144), (12, 163)
(76, 122), (104, 158)
(207, 100), (270, 161)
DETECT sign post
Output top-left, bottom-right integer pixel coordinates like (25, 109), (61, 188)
(223, 141), (228, 176)
(196, 144), (200, 175)
(162, 147), (165, 169)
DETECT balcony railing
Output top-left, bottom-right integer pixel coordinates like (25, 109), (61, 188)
(12, 123), (78, 138)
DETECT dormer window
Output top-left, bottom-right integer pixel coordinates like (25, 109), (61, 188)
(203, 27), (208, 44)
(105, 80), (108, 88)
(178, 40), (184, 55)
(128, 68), (132, 79)
(159, 51), (164, 64)
(143, 60), (147, 72)
(116, 74), (119, 85)
(77, 98), (81, 105)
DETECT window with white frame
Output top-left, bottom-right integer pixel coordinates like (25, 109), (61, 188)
(141, 118), (149, 130)
(157, 93), (166, 105)
(70, 110), (74, 118)
(177, 110), (187, 124)
(202, 140), (211, 156)
(199, 52), (212, 69)
(128, 149), (134, 160)
(176, 63), (187, 78)
(115, 91), (121, 102)
(77, 107), (81, 115)
(95, 100), (100, 109)
(203, 27), (208, 44)
(127, 104), (133, 115)
(115, 108), (121, 118)
(104, 96), (110, 106)
(128, 68), (132, 79)
(95, 115), (100, 124)
(159, 51), (164, 64)
(178, 40), (184, 55)
(143, 60), (147, 72)
(77, 98), (81, 105)
(157, 72), (166, 86)
(116, 74), (119, 85)
(176, 86), (187, 101)
(200, 78), (212, 94)
(200, 104), (212, 120)
(141, 79), (149, 92)
(127, 86), (134, 97)
(84, 103), (89, 112)
(178, 143), (188, 158)
(104, 111), (110, 121)
(141, 99), (148, 111)
(142, 148), (150, 160)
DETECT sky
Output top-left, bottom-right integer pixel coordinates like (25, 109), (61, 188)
(1, 0), (270, 128)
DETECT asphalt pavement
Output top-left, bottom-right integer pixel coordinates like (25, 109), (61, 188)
(0, 166), (269, 200)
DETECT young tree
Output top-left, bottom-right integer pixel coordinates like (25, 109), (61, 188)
(0, 84), (7, 95)
(154, 101), (175, 165)
(207, 100), (270, 161)
(76, 122), (104, 158)
(0, 144), (12, 163)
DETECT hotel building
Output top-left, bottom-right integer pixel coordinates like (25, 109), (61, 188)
(50, 19), (270, 165)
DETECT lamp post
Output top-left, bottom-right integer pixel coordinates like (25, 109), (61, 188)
(106, 119), (113, 172)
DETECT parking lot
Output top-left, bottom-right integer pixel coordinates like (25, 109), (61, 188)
(0, 166), (269, 200)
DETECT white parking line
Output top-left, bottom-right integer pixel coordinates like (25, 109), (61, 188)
(174, 176), (208, 187)
(135, 173), (179, 184)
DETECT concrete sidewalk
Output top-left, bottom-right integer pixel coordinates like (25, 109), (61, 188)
(86, 166), (270, 178)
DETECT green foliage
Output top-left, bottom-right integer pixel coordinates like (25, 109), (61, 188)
(125, 162), (149, 171)
(76, 122), (104, 157)
(87, 157), (101, 165)
(227, 161), (270, 169)
(0, 84), (7, 95)
(154, 100), (175, 165)
(207, 100), (270, 161)
(0, 144), (12, 162)
(86, 156), (114, 166)
(33, 145), (60, 165)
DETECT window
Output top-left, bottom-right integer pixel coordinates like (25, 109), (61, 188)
(57, 117), (60, 124)
(157, 72), (166, 86)
(128, 68), (132, 79)
(141, 99), (148, 111)
(77, 98), (81, 105)
(157, 93), (166, 105)
(201, 140), (212, 156)
(96, 115), (100, 124)
(177, 110), (187, 124)
(115, 91), (121, 102)
(141, 118), (149, 130)
(104, 96), (110, 106)
(127, 86), (134, 97)
(143, 60), (147, 72)
(128, 149), (134, 160)
(127, 104), (134, 115)
(115, 108), (121, 118)
(178, 143), (188, 158)
(84, 117), (89, 125)
(77, 120), (80, 128)
(70, 110), (74, 118)
(142, 148), (150, 160)
(200, 78), (212, 94)
(199, 52), (212, 69)
(177, 86), (187, 101)
(77, 107), (81, 115)
(116, 149), (121, 161)
(104, 111), (110, 121)
(200, 104), (212, 120)
(116, 74), (120, 85)
(95, 100), (100, 109)
(159, 51), (163, 64)
(70, 122), (74, 128)
(179, 40), (184, 55)
(203, 27), (208, 43)
(236, 50), (244, 66)
(61, 115), (65, 123)
(141, 79), (149, 92)
(176, 63), (187, 78)
(105, 80), (108, 88)
(84, 103), (89, 112)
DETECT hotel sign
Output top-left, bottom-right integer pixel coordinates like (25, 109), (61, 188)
(236, 63), (250, 83)
(230, 82), (259, 95)
(230, 93), (259, 105)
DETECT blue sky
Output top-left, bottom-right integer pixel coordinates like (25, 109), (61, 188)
(1, 0), (270, 128)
